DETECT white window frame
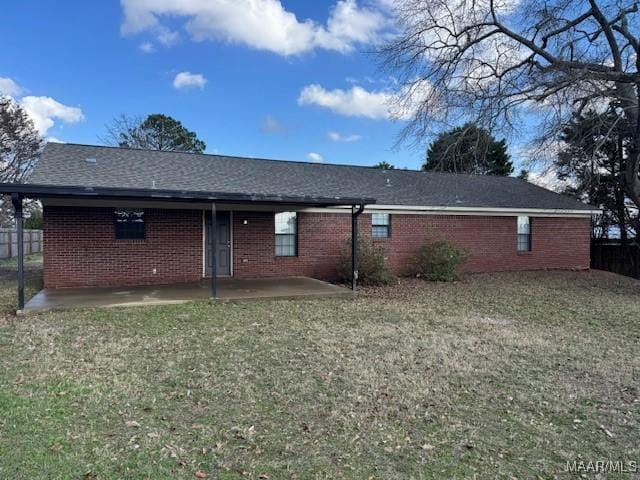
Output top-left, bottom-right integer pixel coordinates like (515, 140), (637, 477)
(517, 216), (532, 252)
(275, 212), (297, 257)
(372, 213), (391, 238)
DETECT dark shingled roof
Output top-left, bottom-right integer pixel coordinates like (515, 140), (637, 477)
(28, 143), (593, 211)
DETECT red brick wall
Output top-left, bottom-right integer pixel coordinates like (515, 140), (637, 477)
(369, 214), (591, 274)
(43, 207), (591, 288)
(43, 206), (202, 288)
(232, 212), (362, 279)
(233, 212), (591, 279)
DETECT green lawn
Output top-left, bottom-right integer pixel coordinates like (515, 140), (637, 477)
(0, 264), (638, 479)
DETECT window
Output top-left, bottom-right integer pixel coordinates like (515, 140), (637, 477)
(372, 213), (390, 238)
(517, 216), (531, 252)
(114, 209), (145, 239)
(275, 212), (297, 256)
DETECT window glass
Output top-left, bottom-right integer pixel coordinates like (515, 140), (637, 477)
(517, 216), (531, 252)
(275, 212), (297, 256)
(114, 209), (145, 239)
(275, 211), (297, 234)
(372, 213), (390, 238)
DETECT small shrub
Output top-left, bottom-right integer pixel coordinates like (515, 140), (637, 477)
(408, 238), (468, 281)
(336, 237), (394, 286)
(24, 210), (43, 230)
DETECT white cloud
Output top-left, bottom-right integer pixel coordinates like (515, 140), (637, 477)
(261, 115), (284, 134)
(327, 131), (362, 142)
(528, 168), (569, 193)
(139, 41), (155, 53)
(20, 96), (84, 135)
(298, 84), (396, 119)
(1, 76), (84, 137)
(313, 0), (387, 52)
(120, 0), (389, 56)
(45, 137), (65, 144)
(0, 77), (23, 96)
(157, 28), (180, 46)
(307, 152), (323, 162)
(173, 71), (207, 90)
(344, 75), (399, 87)
(299, 80), (434, 121)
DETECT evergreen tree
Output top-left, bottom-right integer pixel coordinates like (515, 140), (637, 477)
(104, 114), (206, 153)
(373, 161), (395, 170)
(556, 107), (638, 244)
(423, 123), (513, 175)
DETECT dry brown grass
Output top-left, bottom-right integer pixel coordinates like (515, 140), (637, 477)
(0, 269), (638, 479)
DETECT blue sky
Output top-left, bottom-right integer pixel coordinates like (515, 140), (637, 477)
(2, 0), (529, 172)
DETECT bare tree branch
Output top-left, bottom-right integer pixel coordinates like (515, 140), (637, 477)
(381, 0), (640, 209)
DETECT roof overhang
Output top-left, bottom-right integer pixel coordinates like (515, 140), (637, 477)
(0, 183), (376, 207)
(302, 203), (600, 217)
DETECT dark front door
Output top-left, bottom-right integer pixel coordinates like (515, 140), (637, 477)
(205, 211), (231, 276)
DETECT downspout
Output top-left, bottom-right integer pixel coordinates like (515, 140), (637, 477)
(351, 203), (365, 292)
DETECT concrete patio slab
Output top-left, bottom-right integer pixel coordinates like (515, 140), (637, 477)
(24, 277), (352, 311)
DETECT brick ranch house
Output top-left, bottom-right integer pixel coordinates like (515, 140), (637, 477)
(2, 143), (597, 306)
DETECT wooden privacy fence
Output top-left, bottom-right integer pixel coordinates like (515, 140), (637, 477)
(0, 228), (43, 259)
(591, 240), (640, 279)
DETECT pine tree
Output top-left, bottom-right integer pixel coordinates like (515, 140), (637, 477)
(423, 123), (513, 176)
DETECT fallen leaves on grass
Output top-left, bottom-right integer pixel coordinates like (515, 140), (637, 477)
(1, 271), (639, 479)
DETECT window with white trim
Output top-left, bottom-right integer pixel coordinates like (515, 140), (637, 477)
(372, 213), (390, 238)
(517, 216), (531, 252)
(275, 212), (297, 256)
(114, 209), (145, 239)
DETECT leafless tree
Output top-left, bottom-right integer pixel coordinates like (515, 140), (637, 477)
(381, 0), (640, 209)
(0, 97), (42, 183)
(0, 97), (44, 225)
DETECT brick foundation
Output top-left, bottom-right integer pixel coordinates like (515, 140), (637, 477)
(43, 206), (591, 288)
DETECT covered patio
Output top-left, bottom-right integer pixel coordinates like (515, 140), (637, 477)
(0, 182), (374, 313)
(23, 276), (352, 312)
